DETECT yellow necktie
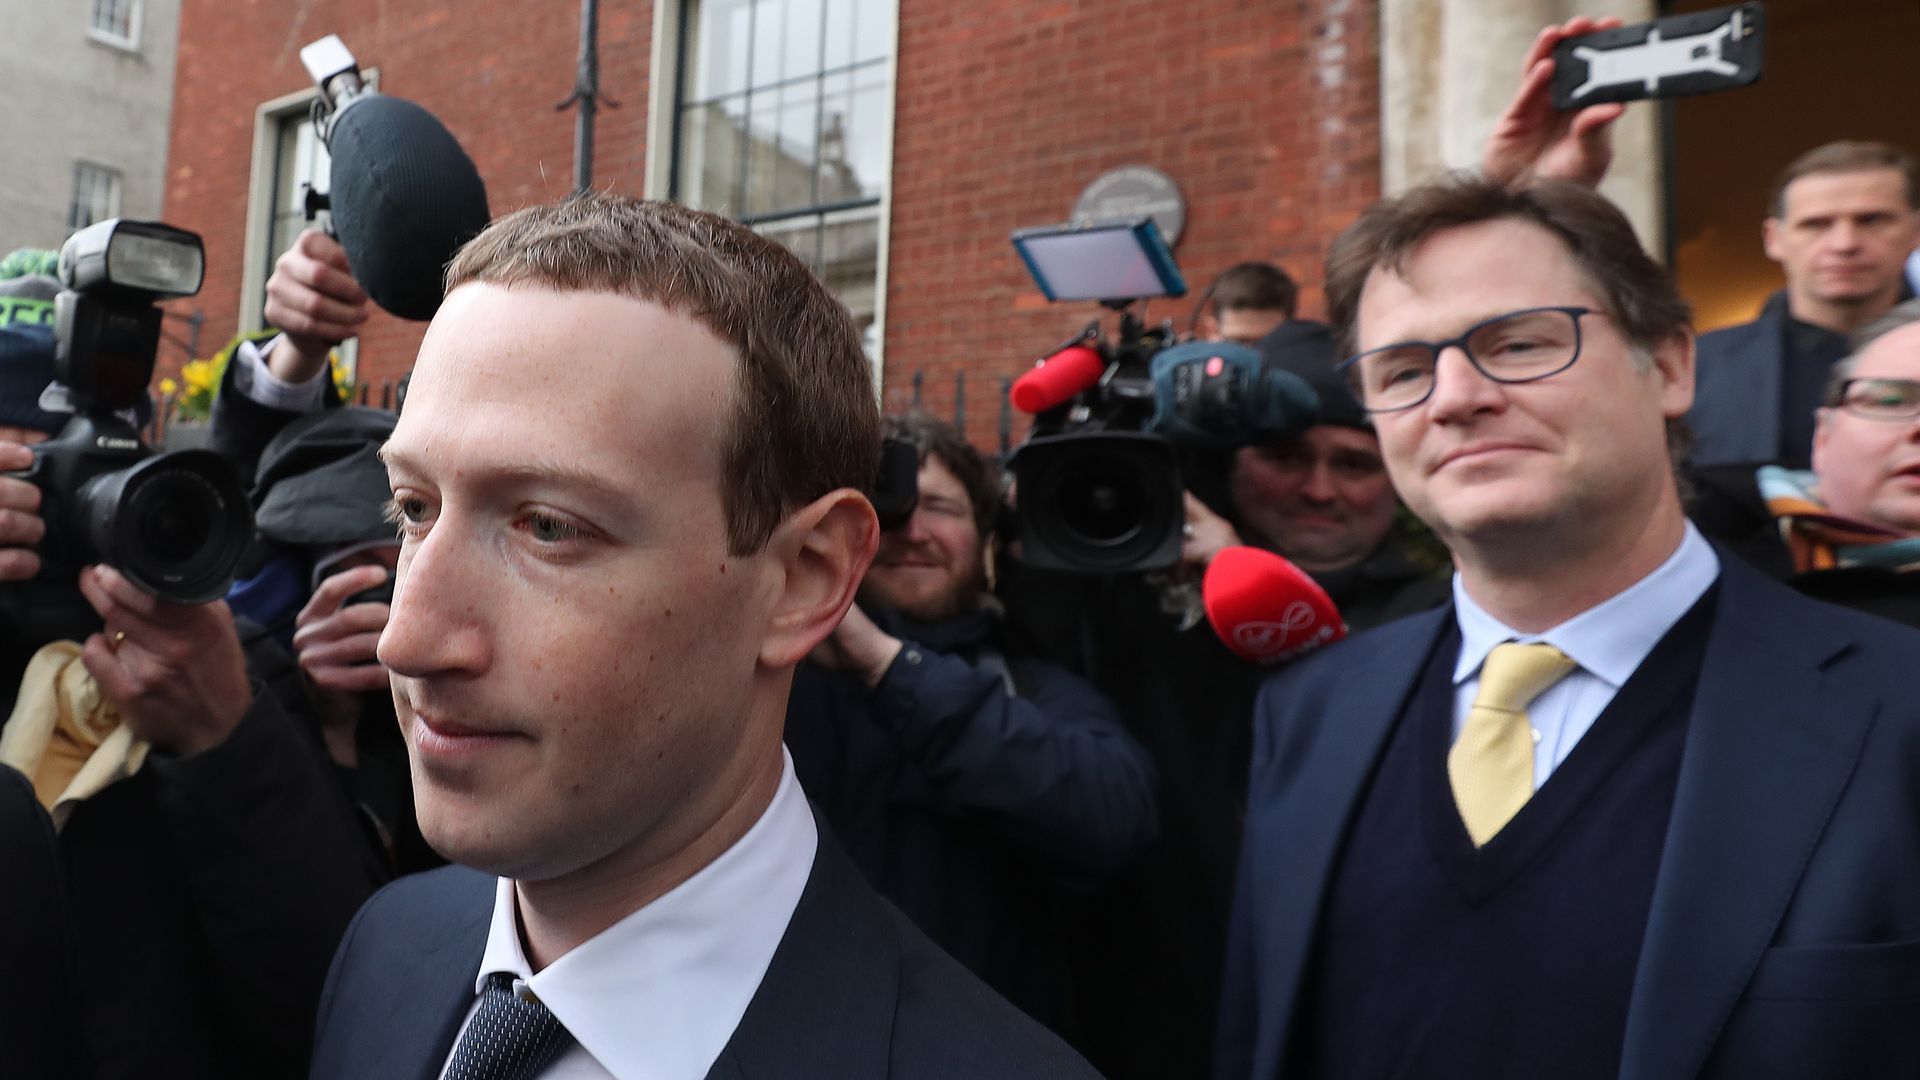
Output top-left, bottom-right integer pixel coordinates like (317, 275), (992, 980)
(1449, 642), (1576, 846)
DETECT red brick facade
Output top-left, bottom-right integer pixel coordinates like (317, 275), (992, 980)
(162, 0), (654, 391)
(886, 0), (1380, 443)
(164, 0), (1380, 446)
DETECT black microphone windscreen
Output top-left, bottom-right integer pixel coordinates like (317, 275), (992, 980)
(328, 95), (490, 321)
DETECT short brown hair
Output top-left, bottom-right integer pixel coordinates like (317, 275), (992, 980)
(1324, 174), (1692, 360)
(883, 412), (1001, 536)
(1768, 141), (1920, 219)
(445, 193), (880, 555)
(1207, 261), (1299, 320)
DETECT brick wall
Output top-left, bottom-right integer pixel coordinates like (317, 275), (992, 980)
(162, 0), (655, 390)
(163, 0), (1381, 442)
(884, 0), (1381, 447)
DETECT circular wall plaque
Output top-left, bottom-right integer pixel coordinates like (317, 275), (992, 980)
(1071, 165), (1187, 246)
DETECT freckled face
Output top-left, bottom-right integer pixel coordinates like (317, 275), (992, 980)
(376, 284), (777, 882)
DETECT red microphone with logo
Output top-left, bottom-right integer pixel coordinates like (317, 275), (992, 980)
(1202, 546), (1347, 664)
(1010, 343), (1108, 415)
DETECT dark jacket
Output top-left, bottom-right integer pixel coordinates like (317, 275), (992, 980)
(1219, 554), (1920, 1080)
(1688, 462), (1920, 629)
(43, 627), (385, 1079)
(995, 535), (1447, 1080)
(1689, 294), (1794, 467)
(1689, 287), (1912, 468)
(0, 764), (87, 1080)
(786, 605), (1158, 1032)
(312, 825), (1102, 1079)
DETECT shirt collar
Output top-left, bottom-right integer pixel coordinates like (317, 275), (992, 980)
(1453, 522), (1720, 689)
(475, 748), (818, 1080)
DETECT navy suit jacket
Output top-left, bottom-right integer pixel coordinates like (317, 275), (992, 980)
(1217, 554), (1920, 1080)
(1688, 296), (1788, 466)
(311, 819), (1099, 1080)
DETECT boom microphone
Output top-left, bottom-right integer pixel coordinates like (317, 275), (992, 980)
(303, 35), (491, 322)
(1202, 546), (1346, 664)
(1010, 344), (1107, 414)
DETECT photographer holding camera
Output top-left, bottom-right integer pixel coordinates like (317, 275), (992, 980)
(0, 228), (382, 1079)
(199, 228), (438, 875)
(786, 412), (1158, 1039)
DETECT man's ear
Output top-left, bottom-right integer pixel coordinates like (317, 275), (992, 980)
(1761, 216), (1784, 265)
(1651, 327), (1696, 418)
(757, 488), (879, 669)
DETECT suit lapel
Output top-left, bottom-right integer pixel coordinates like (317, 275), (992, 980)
(1252, 610), (1449, 1063)
(401, 877), (494, 1080)
(706, 826), (895, 1080)
(1618, 564), (1874, 1080)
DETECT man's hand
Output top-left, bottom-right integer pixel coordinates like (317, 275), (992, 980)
(808, 603), (905, 689)
(262, 228), (370, 384)
(1481, 16), (1627, 190)
(291, 564), (392, 766)
(77, 564), (252, 757)
(1180, 491), (1241, 571)
(0, 441), (44, 582)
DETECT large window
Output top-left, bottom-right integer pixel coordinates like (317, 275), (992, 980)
(67, 162), (122, 233)
(265, 112), (333, 295)
(673, 0), (894, 354)
(88, 0), (141, 48)
(242, 96), (356, 380)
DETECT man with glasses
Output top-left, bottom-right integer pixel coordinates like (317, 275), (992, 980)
(1216, 175), (1920, 1079)
(1691, 299), (1920, 627)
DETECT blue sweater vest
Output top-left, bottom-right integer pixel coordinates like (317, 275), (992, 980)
(1291, 589), (1718, 1079)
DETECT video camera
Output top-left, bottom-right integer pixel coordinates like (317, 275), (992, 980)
(1007, 219), (1319, 573)
(1, 219), (253, 644)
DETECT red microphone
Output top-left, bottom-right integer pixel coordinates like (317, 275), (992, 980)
(1203, 546), (1347, 664)
(1010, 344), (1107, 414)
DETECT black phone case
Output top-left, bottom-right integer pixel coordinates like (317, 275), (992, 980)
(1550, 3), (1765, 110)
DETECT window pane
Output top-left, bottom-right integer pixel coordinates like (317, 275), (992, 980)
(742, 92), (782, 216)
(68, 163), (121, 233)
(692, 0), (752, 100)
(852, 0), (889, 65)
(822, 0), (853, 70)
(267, 117), (332, 302)
(678, 98), (745, 216)
(782, 0), (823, 82)
(843, 69), (889, 199)
(90, 0), (135, 40)
(776, 82), (821, 207)
(750, 0), (785, 86)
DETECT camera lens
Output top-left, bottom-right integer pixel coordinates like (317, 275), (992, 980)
(79, 449), (254, 603)
(1059, 457), (1147, 547)
(1016, 432), (1184, 574)
(138, 486), (214, 563)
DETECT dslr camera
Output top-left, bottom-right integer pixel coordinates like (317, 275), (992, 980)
(1, 219), (253, 644)
(1007, 219), (1319, 573)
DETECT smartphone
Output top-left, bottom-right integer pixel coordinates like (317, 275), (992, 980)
(1550, 3), (1765, 110)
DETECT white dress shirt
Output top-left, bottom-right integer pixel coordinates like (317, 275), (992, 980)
(438, 749), (818, 1080)
(232, 336), (332, 412)
(1451, 523), (1720, 790)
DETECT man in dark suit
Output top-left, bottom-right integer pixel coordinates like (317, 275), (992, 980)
(310, 194), (1097, 1079)
(1217, 174), (1920, 1080)
(1687, 141), (1918, 468)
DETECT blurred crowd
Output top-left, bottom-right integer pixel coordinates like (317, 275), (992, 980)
(2, 13), (1918, 1080)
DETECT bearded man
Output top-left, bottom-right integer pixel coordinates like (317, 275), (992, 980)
(786, 412), (1158, 1041)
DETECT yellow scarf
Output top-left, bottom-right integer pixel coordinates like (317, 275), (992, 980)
(0, 642), (150, 828)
